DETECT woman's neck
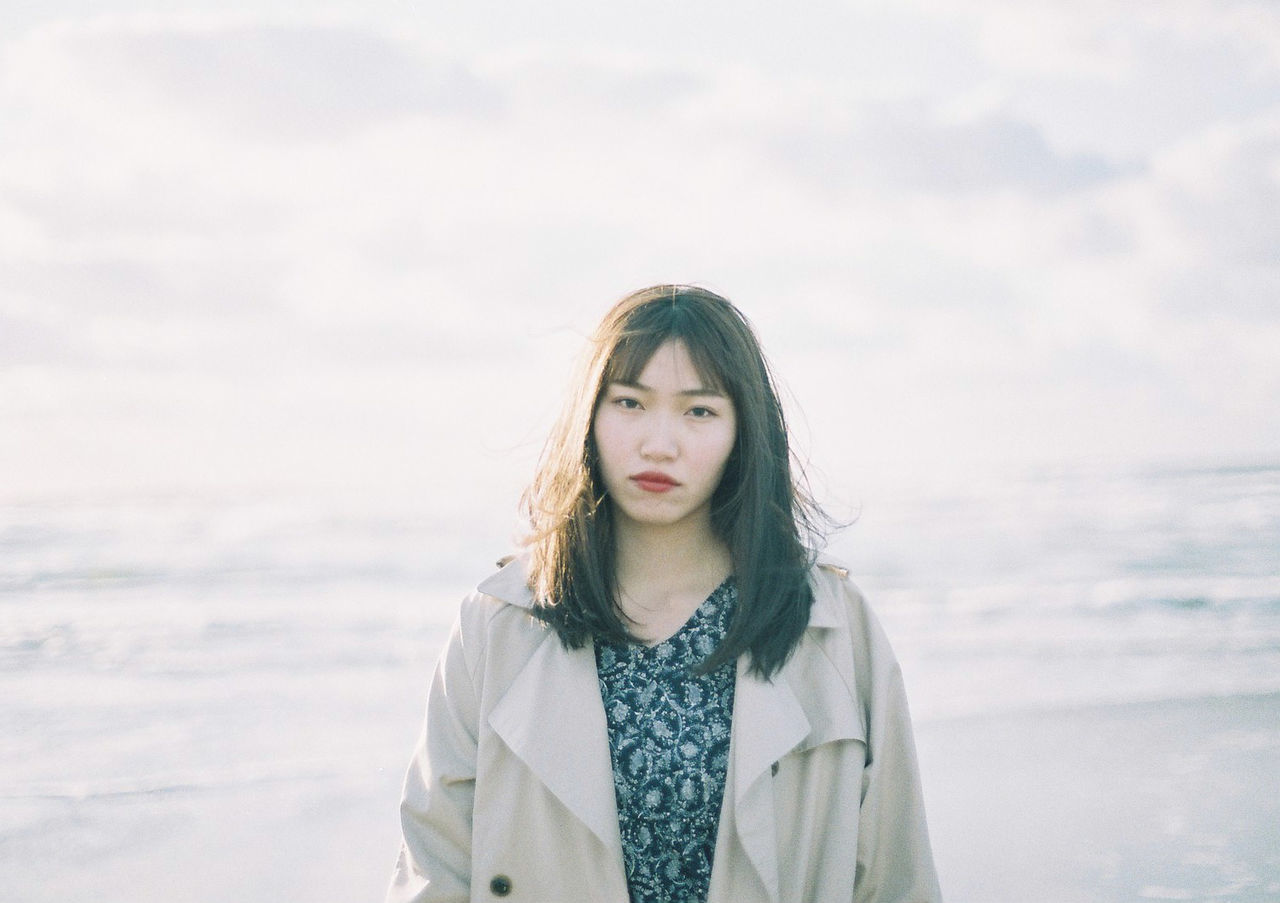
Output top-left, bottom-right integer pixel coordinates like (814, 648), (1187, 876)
(611, 514), (732, 642)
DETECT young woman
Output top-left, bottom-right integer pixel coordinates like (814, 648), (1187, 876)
(387, 285), (941, 903)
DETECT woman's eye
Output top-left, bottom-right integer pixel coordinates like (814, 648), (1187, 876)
(615, 397), (642, 410)
(688, 406), (716, 418)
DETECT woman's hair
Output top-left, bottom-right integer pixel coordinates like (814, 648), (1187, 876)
(520, 284), (828, 678)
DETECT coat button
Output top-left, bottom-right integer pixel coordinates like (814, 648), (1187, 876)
(489, 875), (512, 897)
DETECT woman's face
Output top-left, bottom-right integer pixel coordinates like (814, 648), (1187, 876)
(592, 340), (737, 535)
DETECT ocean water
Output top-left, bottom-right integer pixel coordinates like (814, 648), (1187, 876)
(2, 459), (1278, 899)
(831, 461), (1280, 719)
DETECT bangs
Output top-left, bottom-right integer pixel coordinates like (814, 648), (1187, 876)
(600, 314), (732, 398)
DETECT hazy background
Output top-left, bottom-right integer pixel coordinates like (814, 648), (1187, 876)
(4, 2), (1280, 901)
(4, 0), (1278, 507)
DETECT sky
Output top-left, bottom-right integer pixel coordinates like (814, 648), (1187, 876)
(3, 0), (1279, 515)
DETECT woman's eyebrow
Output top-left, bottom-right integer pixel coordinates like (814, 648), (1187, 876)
(610, 380), (725, 398)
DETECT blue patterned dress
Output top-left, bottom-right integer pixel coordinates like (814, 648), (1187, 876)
(594, 579), (737, 903)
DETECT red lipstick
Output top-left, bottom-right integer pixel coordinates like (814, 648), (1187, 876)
(630, 471), (680, 493)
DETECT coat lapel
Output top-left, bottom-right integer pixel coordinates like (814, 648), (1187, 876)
(723, 566), (863, 902)
(487, 628), (623, 861)
(728, 661), (810, 901)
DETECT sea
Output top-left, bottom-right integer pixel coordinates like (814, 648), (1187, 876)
(2, 457), (1278, 899)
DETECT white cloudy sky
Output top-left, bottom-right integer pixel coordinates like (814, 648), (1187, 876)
(3, 0), (1278, 511)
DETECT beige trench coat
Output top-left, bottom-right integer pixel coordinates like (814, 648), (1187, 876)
(387, 557), (941, 903)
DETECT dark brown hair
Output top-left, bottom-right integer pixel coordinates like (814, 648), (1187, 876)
(521, 284), (827, 678)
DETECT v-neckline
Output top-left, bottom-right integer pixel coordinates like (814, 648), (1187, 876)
(630, 575), (734, 651)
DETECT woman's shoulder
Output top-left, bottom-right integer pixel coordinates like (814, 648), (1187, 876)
(472, 553), (536, 606)
(806, 554), (899, 666)
(455, 553), (546, 638)
(808, 555), (872, 620)
(440, 555), (553, 690)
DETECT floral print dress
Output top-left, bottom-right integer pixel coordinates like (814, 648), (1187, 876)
(595, 579), (737, 903)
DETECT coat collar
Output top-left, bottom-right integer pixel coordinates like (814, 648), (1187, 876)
(476, 555), (536, 608)
(477, 553), (859, 902)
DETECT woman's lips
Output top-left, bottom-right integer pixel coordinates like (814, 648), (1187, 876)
(630, 472), (680, 493)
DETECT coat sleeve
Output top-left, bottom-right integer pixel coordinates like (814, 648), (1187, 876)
(386, 601), (483, 903)
(849, 588), (943, 903)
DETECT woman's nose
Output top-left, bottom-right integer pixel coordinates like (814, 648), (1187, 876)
(639, 416), (678, 460)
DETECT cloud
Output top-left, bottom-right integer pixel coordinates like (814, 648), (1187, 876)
(0, 314), (81, 366)
(2, 177), (287, 244)
(1155, 116), (1280, 269)
(769, 105), (1135, 197)
(500, 53), (705, 113)
(1159, 266), (1280, 321)
(4, 17), (503, 143)
(1084, 111), (1280, 322)
(957, 0), (1280, 163)
(15, 254), (283, 325)
(3, 2), (1279, 496)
